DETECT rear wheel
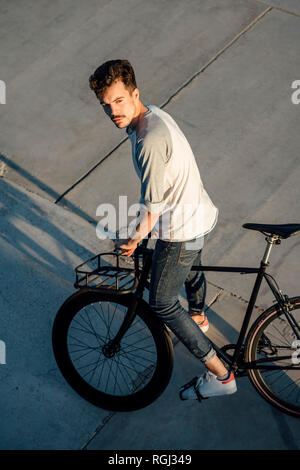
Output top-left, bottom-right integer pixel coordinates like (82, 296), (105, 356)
(245, 297), (300, 418)
(52, 289), (174, 411)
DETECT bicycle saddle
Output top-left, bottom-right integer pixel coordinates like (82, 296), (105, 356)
(243, 223), (300, 239)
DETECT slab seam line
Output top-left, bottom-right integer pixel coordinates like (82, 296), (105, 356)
(160, 6), (272, 108)
(207, 280), (265, 311)
(254, 0), (300, 18)
(55, 6), (272, 204)
(271, 6), (300, 18)
(79, 412), (116, 450)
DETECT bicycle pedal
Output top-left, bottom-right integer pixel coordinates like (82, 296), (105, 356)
(179, 377), (208, 402)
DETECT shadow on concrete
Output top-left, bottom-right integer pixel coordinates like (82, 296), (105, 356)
(0, 152), (99, 225)
(0, 153), (122, 281)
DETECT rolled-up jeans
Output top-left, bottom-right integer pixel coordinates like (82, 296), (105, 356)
(149, 237), (216, 363)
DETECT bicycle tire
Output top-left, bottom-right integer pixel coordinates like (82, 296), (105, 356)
(245, 296), (300, 418)
(52, 289), (174, 411)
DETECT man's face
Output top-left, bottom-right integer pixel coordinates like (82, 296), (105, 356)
(99, 80), (139, 129)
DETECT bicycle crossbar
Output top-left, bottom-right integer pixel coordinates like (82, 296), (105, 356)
(242, 361), (300, 371)
(191, 265), (259, 273)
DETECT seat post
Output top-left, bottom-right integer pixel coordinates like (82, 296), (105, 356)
(262, 234), (280, 265)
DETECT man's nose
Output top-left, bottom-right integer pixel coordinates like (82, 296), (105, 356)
(107, 106), (120, 118)
(104, 104), (113, 116)
(110, 104), (120, 117)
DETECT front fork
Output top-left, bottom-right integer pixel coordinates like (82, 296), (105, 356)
(104, 250), (153, 354)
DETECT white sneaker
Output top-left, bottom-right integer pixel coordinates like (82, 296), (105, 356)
(180, 370), (237, 401)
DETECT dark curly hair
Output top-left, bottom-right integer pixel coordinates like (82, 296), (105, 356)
(89, 59), (137, 98)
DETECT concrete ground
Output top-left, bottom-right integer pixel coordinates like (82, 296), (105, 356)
(0, 0), (300, 450)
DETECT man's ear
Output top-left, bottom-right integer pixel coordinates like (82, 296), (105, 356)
(133, 87), (139, 101)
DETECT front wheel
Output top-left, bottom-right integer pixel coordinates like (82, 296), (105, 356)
(52, 289), (174, 411)
(245, 296), (300, 418)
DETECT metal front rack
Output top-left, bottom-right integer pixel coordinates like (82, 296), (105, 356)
(74, 251), (141, 294)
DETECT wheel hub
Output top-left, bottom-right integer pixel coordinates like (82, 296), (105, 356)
(102, 340), (121, 358)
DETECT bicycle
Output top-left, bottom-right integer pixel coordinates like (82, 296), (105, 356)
(52, 223), (300, 418)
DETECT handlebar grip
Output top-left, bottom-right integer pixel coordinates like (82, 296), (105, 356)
(113, 239), (149, 256)
(114, 247), (125, 255)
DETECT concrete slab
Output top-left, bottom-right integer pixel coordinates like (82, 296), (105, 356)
(207, 162), (300, 308)
(0, 0), (266, 199)
(0, 178), (114, 449)
(1, 0), (300, 451)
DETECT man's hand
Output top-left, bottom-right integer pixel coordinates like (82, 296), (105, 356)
(114, 238), (138, 257)
(114, 210), (160, 257)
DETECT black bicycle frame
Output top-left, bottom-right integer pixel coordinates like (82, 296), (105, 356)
(191, 262), (266, 367)
(191, 261), (300, 370)
(110, 241), (299, 371)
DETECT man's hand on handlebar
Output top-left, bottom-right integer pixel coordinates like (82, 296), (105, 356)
(114, 238), (139, 257)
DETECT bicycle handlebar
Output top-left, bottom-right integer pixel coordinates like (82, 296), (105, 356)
(113, 239), (152, 257)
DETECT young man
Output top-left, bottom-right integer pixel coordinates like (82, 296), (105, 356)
(89, 59), (236, 399)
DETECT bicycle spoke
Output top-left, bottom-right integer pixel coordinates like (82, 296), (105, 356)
(70, 324), (106, 343)
(96, 352), (107, 390)
(66, 299), (160, 397)
(71, 320), (97, 337)
(85, 310), (103, 348)
(118, 351), (152, 374)
(118, 344), (156, 357)
(117, 348), (156, 366)
(69, 347), (99, 361)
(68, 334), (98, 350)
(77, 357), (106, 376)
(249, 303), (300, 415)
(124, 324), (151, 339)
(113, 354), (139, 393)
(111, 354), (121, 395)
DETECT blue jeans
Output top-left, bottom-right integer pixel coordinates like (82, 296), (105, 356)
(149, 238), (216, 363)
